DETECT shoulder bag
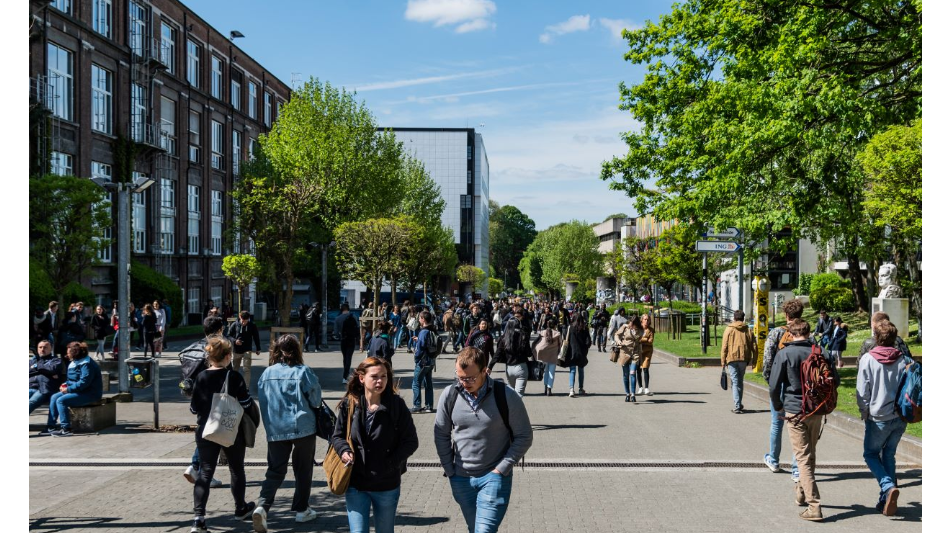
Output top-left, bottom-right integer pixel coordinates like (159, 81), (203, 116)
(202, 370), (243, 447)
(558, 327), (572, 365)
(323, 399), (355, 496)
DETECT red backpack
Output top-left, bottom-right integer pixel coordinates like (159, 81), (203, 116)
(787, 344), (838, 423)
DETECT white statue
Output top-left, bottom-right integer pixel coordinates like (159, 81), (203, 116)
(877, 263), (902, 298)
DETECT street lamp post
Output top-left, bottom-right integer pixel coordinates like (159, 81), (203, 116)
(308, 241), (336, 350)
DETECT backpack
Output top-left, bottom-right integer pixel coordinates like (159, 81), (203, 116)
(894, 357), (922, 423)
(423, 329), (440, 358)
(178, 340), (209, 397)
(777, 326), (794, 351)
(788, 344), (838, 423)
(446, 380), (513, 442)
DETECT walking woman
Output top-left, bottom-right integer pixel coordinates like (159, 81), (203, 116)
(499, 313), (530, 397)
(141, 304), (158, 357)
(152, 300), (166, 357)
(331, 357), (419, 533)
(636, 314), (656, 395)
(91, 305), (111, 360)
(531, 318), (562, 396)
(465, 318), (495, 369)
(614, 316), (643, 402)
(562, 313), (592, 397)
(252, 334), (321, 531)
(188, 336), (256, 533)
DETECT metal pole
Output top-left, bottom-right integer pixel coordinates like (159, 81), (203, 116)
(153, 358), (160, 429)
(321, 245), (328, 349)
(701, 253), (708, 354)
(118, 185), (131, 392)
(738, 237), (745, 317)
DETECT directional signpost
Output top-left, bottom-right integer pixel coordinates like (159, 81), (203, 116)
(696, 228), (744, 354)
(696, 240), (741, 253)
(702, 227), (741, 239)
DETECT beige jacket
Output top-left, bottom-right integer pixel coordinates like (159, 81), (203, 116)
(720, 321), (756, 367)
(531, 329), (563, 364)
(614, 324), (643, 358)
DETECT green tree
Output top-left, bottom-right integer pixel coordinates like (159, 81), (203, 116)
(456, 265), (487, 296)
(603, 213), (628, 222)
(29, 175), (110, 314)
(603, 241), (628, 297)
(518, 221), (602, 299)
(601, 0), (921, 313)
(488, 277), (504, 297)
(222, 254), (261, 314)
(397, 222), (457, 304)
(489, 204), (537, 289)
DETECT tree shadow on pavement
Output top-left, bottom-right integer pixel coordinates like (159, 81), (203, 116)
(817, 469), (922, 486)
(28, 517), (138, 531)
(820, 502), (921, 523)
(645, 391), (711, 396)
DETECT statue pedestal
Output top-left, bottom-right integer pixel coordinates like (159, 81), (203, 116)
(565, 282), (579, 301)
(871, 298), (909, 339)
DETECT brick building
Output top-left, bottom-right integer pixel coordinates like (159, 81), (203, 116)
(29, 0), (290, 323)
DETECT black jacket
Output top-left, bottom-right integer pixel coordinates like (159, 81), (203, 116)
(29, 354), (64, 394)
(91, 313), (111, 340)
(367, 334), (394, 361)
(331, 391), (419, 492)
(768, 340), (840, 414)
(227, 321), (261, 354)
(562, 325), (592, 368)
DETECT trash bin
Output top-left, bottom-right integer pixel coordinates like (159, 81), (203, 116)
(127, 356), (155, 388)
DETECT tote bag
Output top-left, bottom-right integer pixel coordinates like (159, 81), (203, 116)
(557, 327), (572, 365)
(323, 399), (355, 495)
(202, 371), (243, 447)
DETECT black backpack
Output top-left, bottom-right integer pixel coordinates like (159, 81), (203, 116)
(178, 339), (209, 397)
(445, 380), (513, 442)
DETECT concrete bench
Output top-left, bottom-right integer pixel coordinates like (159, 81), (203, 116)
(68, 393), (120, 433)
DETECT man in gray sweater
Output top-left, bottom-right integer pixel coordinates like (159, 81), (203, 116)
(434, 347), (533, 533)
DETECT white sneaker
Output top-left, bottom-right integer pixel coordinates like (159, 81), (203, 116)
(635, 387), (644, 395)
(252, 505), (268, 532)
(342, 378), (348, 384)
(295, 507), (318, 523)
(183, 465), (198, 484)
(568, 389), (576, 398)
(209, 477), (223, 488)
(645, 388), (653, 396)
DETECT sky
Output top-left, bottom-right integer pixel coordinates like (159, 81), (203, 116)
(191, 0), (676, 230)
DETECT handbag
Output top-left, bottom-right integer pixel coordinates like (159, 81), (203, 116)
(323, 399), (355, 496)
(202, 370), (243, 447)
(314, 400), (337, 441)
(241, 398), (261, 448)
(617, 349), (631, 367)
(527, 360), (545, 381)
(558, 327), (572, 365)
(609, 346), (621, 363)
(720, 367), (729, 391)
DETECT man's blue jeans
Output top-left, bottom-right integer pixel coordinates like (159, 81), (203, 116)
(568, 366), (584, 390)
(863, 417), (907, 498)
(455, 329), (466, 350)
(393, 326), (405, 349)
(768, 390), (800, 478)
(345, 486), (400, 533)
(449, 471), (513, 533)
(29, 389), (52, 413)
(726, 361), (746, 409)
(412, 364), (434, 408)
(47, 391), (99, 429)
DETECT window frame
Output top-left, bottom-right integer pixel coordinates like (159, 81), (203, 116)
(91, 64), (113, 134)
(160, 96), (176, 154)
(51, 151), (73, 176)
(248, 82), (257, 119)
(47, 43), (73, 121)
(186, 39), (201, 88)
(211, 120), (224, 170)
(264, 92), (272, 127)
(160, 22), (176, 73)
(211, 56), (223, 99)
(92, 0), (112, 38)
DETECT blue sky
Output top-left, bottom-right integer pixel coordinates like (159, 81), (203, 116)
(193, 0), (676, 230)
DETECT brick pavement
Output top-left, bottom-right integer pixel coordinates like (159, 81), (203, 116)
(29, 333), (923, 531)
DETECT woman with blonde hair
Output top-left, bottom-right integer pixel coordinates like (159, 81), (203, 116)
(331, 357), (419, 533)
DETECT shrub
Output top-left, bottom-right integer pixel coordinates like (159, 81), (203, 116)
(131, 261), (184, 328)
(30, 259), (96, 311)
(809, 287), (856, 313)
(793, 273), (814, 296)
(810, 273), (850, 294)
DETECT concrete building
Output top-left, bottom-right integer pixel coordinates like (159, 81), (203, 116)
(30, 0), (290, 323)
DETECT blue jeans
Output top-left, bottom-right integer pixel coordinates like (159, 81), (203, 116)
(191, 447), (201, 470)
(863, 417), (907, 498)
(345, 486), (400, 533)
(412, 364), (434, 408)
(726, 361), (746, 409)
(47, 391), (99, 429)
(622, 361), (636, 394)
(543, 363), (556, 388)
(455, 330), (466, 350)
(767, 390), (799, 477)
(393, 326), (405, 349)
(568, 366), (584, 390)
(29, 389), (52, 413)
(449, 472), (513, 533)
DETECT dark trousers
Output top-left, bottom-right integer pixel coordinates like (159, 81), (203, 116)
(193, 436), (247, 517)
(342, 339), (356, 380)
(143, 332), (156, 357)
(258, 434), (317, 512)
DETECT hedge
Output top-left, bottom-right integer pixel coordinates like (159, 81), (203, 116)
(131, 261), (184, 328)
(793, 273), (814, 296)
(809, 287), (856, 313)
(810, 273), (850, 294)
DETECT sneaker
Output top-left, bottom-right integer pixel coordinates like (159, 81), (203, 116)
(252, 504), (268, 532)
(50, 428), (73, 437)
(295, 507), (319, 523)
(763, 454), (780, 473)
(625, 394), (631, 402)
(732, 407), (743, 414)
(38, 427), (57, 436)
(342, 378), (348, 384)
(795, 483), (807, 506)
(635, 387), (643, 395)
(883, 487), (900, 516)
(799, 507), (823, 521)
(235, 501), (256, 521)
(578, 388), (587, 396)
(184, 465), (198, 484)
(791, 472), (800, 483)
(645, 388), (653, 396)
(568, 389), (576, 398)
(410, 407), (424, 414)
(424, 407), (436, 413)
(190, 517), (208, 533)
(209, 477), (223, 488)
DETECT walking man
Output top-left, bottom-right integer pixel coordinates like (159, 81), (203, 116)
(410, 311), (437, 413)
(720, 310), (756, 413)
(334, 303), (360, 383)
(227, 311), (261, 388)
(435, 347), (533, 533)
(857, 320), (907, 516)
(762, 299), (803, 482)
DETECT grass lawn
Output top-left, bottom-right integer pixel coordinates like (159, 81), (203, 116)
(744, 370), (921, 438)
(652, 324), (718, 359)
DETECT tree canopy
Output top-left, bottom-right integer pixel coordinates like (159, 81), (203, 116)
(489, 203), (537, 288)
(518, 221), (602, 298)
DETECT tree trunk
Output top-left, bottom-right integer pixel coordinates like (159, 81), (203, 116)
(899, 247), (923, 342)
(390, 274), (396, 308)
(280, 273), (294, 327)
(846, 252), (869, 313)
(423, 279), (428, 307)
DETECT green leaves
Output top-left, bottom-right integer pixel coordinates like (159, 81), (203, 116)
(221, 254), (261, 313)
(518, 221), (601, 297)
(489, 204), (537, 287)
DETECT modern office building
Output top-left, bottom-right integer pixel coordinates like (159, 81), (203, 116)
(383, 127), (490, 295)
(29, 0), (291, 323)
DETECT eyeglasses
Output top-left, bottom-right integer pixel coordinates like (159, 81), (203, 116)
(456, 375), (479, 384)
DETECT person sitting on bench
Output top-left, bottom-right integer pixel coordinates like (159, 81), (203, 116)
(40, 341), (103, 437)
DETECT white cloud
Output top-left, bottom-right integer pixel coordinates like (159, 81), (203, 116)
(539, 14), (591, 44)
(598, 17), (636, 44)
(405, 0), (496, 33)
(352, 68), (512, 92)
(409, 79), (613, 104)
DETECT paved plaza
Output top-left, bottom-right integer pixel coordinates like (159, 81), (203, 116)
(29, 334), (922, 532)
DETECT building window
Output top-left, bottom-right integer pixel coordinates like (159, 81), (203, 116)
(49, 0), (70, 14)
(231, 78), (241, 110)
(248, 83), (257, 119)
(92, 0), (111, 38)
(264, 92), (272, 127)
(160, 178), (175, 209)
(132, 175), (147, 253)
(186, 40), (200, 87)
(211, 120), (224, 170)
(46, 43), (73, 121)
(232, 130), (242, 174)
(159, 178), (175, 254)
(211, 190), (223, 255)
(160, 96), (176, 153)
(188, 287), (200, 314)
(467, 146), (473, 160)
(210, 286), (222, 307)
(51, 151), (72, 176)
(129, 1), (147, 57)
(248, 137), (257, 162)
(91, 64), (113, 134)
(211, 56), (222, 99)
(131, 83), (147, 142)
(467, 170), (472, 184)
(188, 185), (201, 255)
(460, 195), (472, 208)
(188, 110), (201, 163)
(91, 161), (112, 182)
(92, 162), (113, 263)
(160, 22), (175, 73)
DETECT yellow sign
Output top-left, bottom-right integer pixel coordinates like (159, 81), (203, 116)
(753, 276), (770, 373)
